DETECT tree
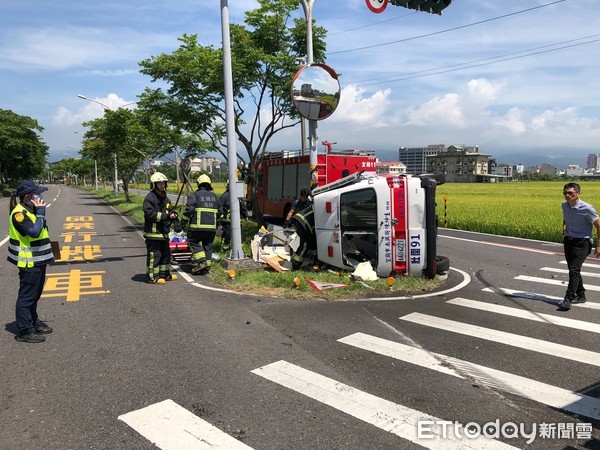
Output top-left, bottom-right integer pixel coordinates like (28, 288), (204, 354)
(0, 109), (49, 183)
(138, 0), (327, 224)
(81, 107), (209, 202)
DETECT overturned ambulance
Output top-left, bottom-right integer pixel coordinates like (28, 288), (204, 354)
(296, 171), (448, 279)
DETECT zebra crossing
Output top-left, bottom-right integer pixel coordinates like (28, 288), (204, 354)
(120, 262), (599, 448)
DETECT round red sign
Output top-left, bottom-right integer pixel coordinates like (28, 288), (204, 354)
(366, 0), (387, 14)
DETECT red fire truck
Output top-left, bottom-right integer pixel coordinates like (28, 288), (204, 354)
(251, 143), (377, 218)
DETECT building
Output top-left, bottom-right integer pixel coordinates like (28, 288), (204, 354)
(529, 163), (559, 176)
(586, 154), (600, 170)
(489, 160), (513, 178)
(399, 144), (448, 174)
(565, 164), (585, 177)
(375, 161), (406, 175)
(189, 156), (223, 174)
(426, 145), (494, 182)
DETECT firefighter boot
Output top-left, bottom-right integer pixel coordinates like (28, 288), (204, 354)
(192, 262), (208, 275)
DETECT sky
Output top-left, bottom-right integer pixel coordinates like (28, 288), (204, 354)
(2, 0), (599, 168)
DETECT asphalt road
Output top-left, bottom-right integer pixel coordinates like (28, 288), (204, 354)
(0, 186), (598, 449)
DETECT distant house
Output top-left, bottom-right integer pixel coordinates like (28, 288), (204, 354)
(426, 145), (499, 182)
(565, 164), (584, 176)
(375, 161), (406, 175)
(189, 157), (223, 174)
(529, 163), (559, 176)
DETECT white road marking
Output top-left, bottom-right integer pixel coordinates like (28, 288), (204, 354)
(0, 235), (8, 247)
(446, 297), (600, 334)
(339, 332), (600, 421)
(540, 266), (600, 278)
(515, 275), (600, 292)
(481, 287), (600, 310)
(118, 399), (253, 449)
(441, 234), (558, 255)
(399, 313), (600, 367)
(559, 260), (600, 269)
(252, 360), (515, 449)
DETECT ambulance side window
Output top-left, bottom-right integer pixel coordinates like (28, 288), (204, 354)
(340, 188), (377, 231)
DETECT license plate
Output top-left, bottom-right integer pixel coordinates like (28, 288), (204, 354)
(396, 239), (406, 262)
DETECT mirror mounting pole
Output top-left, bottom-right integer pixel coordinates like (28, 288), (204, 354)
(300, 0), (319, 192)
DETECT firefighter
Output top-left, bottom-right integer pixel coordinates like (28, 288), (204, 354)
(284, 187), (312, 228)
(183, 174), (218, 275)
(8, 181), (55, 343)
(216, 183), (248, 249)
(143, 172), (178, 284)
(290, 205), (317, 270)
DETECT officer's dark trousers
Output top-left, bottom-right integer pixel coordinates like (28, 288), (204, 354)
(188, 230), (216, 266)
(564, 237), (591, 300)
(16, 265), (46, 334)
(146, 239), (172, 281)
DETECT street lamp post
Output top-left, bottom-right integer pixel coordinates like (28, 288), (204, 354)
(220, 0), (244, 260)
(77, 94), (135, 197)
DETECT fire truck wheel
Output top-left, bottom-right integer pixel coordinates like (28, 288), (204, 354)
(435, 255), (450, 274)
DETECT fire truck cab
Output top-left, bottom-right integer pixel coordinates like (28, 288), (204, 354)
(310, 171), (446, 278)
(252, 145), (377, 218)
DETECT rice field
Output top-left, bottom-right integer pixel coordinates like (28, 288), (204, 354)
(436, 181), (600, 243)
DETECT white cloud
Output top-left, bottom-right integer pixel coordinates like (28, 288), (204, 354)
(493, 107), (526, 134)
(331, 84), (391, 125)
(405, 93), (464, 127)
(53, 93), (136, 126)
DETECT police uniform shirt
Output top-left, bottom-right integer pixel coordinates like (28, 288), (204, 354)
(12, 203), (47, 239)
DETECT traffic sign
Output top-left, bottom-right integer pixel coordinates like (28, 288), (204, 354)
(366, 0), (387, 14)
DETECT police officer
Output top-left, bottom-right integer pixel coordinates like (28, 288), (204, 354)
(143, 172), (178, 284)
(8, 181), (55, 343)
(290, 205), (317, 270)
(183, 174), (218, 275)
(216, 183), (248, 248)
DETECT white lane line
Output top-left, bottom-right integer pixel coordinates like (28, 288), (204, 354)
(441, 235), (558, 255)
(446, 297), (600, 334)
(118, 399), (253, 450)
(339, 332), (600, 421)
(252, 360), (515, 450)
(540, 267), (600, 278)
(0, 235), (8, 247)
(559, 260), (600, 269)
(399, 313), (600, 367)
(515, 275), (600, 292)
(481, 287), (600, 310)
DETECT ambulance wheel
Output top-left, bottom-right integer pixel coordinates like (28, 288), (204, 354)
(436, 255), (450, 274)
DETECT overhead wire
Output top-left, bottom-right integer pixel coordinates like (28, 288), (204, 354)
(328, 0), (567, 55)
(347, 34), (600, 87)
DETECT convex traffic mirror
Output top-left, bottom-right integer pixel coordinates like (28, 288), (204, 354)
(291, 63), (340, 121)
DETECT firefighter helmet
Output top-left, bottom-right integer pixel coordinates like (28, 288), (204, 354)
(150, 172), (168, 189)
(197, 174), (212, 185)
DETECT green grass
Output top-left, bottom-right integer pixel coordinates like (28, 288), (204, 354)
(81, 186), (442, 299)
(437, 181), (600, 243)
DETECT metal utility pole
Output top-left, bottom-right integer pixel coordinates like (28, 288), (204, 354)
(220, 0), (244, 259)
(299, 0), (319, 191)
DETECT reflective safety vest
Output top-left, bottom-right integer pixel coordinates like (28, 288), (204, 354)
(7, 204), (53, 268)
(187, 189), (218, 231)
